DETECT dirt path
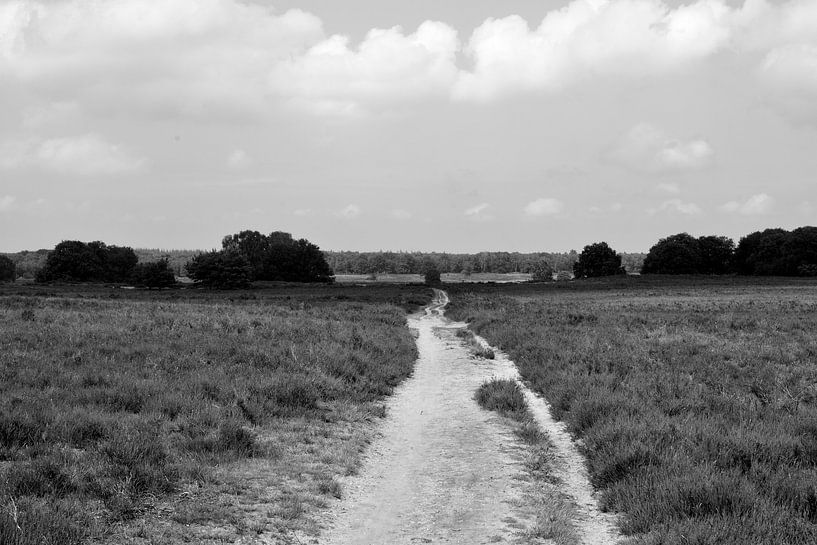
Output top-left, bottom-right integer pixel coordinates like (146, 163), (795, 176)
(319, 289), (620, 545)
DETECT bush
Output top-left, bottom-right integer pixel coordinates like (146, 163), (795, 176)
(530, 260), (554, 282)
(475, 379), (528, 420)
(0, 255), (15, 282)
(185, 250), (251, 289)
(131, 258), (176, 288)
(424, 267), (441, 286)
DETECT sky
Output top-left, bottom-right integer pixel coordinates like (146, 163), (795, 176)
(1, 0), (816, 253)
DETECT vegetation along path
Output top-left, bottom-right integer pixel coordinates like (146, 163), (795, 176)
(319, 289), (620, 545)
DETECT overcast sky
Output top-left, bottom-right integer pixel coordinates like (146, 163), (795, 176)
(1, 0), (816, 253)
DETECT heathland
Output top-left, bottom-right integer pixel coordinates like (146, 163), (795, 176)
(446, 277), (817, 544)
(0, 283), (429, 545)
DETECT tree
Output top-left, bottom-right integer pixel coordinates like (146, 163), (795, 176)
(105, 245), (140, 282)
(733, 229), (790, 275)
(573, 242), (625, 278)
(186, 250), (251, 289)
(641, 233), (702, 275)
(530, 260), (554, 282)
(221, 230), (334, 283)
(697, 236), (734, 275)
(35, 241), (139, 283)
(132, 258), (176, 288)
(424, 266), (441, 286)
(0, 255), (15, 282)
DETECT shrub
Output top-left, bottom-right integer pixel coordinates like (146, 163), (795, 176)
(530, 260), (554, 282)
(475, 379), (528, 420)
(0, 255), (15, 282)
(424, 267), (441, 286)
(131, 258), (176, 288)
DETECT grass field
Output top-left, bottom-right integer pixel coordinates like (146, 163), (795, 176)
(0, 283), (429, 544)
(448, 278), (817, 544)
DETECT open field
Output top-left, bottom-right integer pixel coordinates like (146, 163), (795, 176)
(447, 277), (817, 544)
(0, 283), (430, 544)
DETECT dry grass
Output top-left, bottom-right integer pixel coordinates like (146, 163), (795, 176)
(449, 279), (817, 544)
(0, 284), (429, 544)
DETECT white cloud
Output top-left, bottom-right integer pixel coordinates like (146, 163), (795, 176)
(0, 134), (145, 175)
(337, 204), (361, 219)
(293, 208), (312, 217)
(0, 0), (325, 118)
(649, 199), (703, 215)
(464, 202), (493, 221)
(720, 193), (775, 215)
(453, 0), (735, 101)
(524, 197), (564, 217)
(657, 182), (681, 194)
(390, 209), (412, 220)
(226, 149), (251, 170)
(759, 44), (817, 123)
(0, 195), (16, 212)
(611, 123), (714, 173)
(2, 0), (816, 117)
(270, 21), (460, 114)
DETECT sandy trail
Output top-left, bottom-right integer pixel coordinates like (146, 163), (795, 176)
(319, 289), (620, 545)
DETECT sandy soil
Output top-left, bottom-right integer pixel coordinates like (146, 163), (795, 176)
(319, 289), (621, 545)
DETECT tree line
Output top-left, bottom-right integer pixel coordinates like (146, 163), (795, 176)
(641, 227), (817, 276)
(0, 230), (335, 288)
(325, 250), (646, 275)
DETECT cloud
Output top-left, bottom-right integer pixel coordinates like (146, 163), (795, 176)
(453, 0), (735, 101)
(758, 44), (817, 123)
(0, 0), (325, 118)
(524, 198), (564, 217)
(390, 209), (412, 220)
(464, 202), (493, 221)
(270, 21), (460, 114)
(0, 134), (145, 175)
(649, 199), (703, 215)
(611, 123), (714, 173)
(226, 149), (251, 170)
(337, 204), (361, 219)
(0, 195), (16, 212)
(720, 193), (774, 215)
(2, 0), (817, 117)
(293, 208), (312, 217)
(657, 182), (681, 194)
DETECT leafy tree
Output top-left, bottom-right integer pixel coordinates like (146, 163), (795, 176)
(530, 260), (554, 282)
(786, 227), (817, 276)
(640, 233), (702, 275)
(0, 255), (15, 282)
(697, 235), (735, 275)
(424, 267), (441, 286)
(734, 229), (790, 275)
(221, 230), (334, 283)
(186, 250), (251, 289)
(573, 242), (625, 278)
(35, 241), (138, 283)
(106, 245), (140, 282)
(132, 258), (176, 288)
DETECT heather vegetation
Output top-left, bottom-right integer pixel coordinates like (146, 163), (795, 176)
(448, 280), (817, 544)
(0, 283), (428, 544)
